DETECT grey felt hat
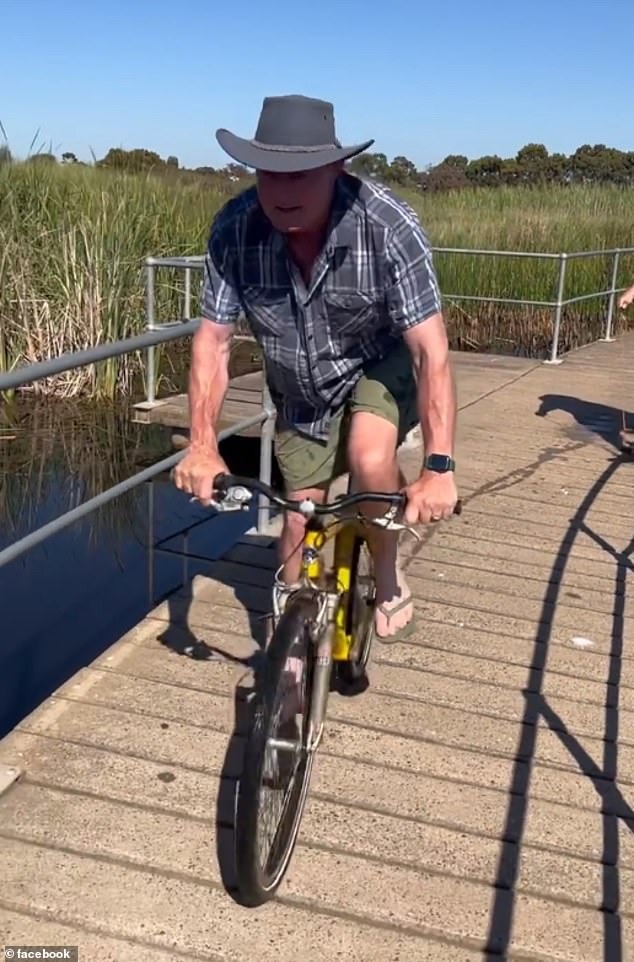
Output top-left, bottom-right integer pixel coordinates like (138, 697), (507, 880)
(215, 94), (374, 173)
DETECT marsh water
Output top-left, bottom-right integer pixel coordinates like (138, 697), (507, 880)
(0, 398), (266, 738)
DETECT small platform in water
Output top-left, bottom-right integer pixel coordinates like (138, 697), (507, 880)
(132, 371), (267, 440)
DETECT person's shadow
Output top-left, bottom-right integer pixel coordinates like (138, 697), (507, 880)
(536, 394), (633, 453)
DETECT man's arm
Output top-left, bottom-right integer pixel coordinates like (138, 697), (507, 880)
(172, 211), (242, 504)
(189, 214), (242, 454)
(403, 311), (456, 462)
(188, 318), (233, 454)
(385, 211), (458, 522)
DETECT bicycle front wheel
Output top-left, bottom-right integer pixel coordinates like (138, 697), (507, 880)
(234, 590), (320, 906)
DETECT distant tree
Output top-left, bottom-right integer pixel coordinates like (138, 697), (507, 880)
(0, 144), (11, 166)
(465, 154), (504, 186)
(514, 143), (549, 184)
(389, 155), (418, 184)
(348, 151), (391, 181)
(166, 155), (179, 168)
(97, 147), (165, 172)
(62, 151), (78, 164)
(421, 161), (470, 192)
(441, 154), (469, 169)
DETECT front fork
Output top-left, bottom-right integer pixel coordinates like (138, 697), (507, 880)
(305, 591), (338, 752)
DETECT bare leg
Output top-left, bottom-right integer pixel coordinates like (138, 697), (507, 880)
(347, 412), (413, 638)
(277, 486), (326, 584)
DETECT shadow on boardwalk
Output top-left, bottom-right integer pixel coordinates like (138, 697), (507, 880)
(536, 393), (633, 450)
(146, 396), (634, 950)
(483, 398), (634, 960)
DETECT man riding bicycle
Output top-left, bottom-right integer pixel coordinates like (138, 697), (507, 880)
(173, 94), (458, 641)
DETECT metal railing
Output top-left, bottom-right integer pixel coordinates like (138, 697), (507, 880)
(1, 241), (630, 570)
(433, 245), (634, 364)
(0, 321), (276, 570)
(144, 245), (634, 374)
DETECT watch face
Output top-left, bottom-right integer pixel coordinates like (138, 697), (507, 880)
(427, 454), (454, 472)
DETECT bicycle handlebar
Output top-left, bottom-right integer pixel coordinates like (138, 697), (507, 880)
(212, 473), (462, 517)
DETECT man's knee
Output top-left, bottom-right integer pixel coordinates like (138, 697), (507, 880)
(347, 411), (398, 480)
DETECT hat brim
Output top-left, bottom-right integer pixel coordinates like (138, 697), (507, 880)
(216, 128), (374, 173)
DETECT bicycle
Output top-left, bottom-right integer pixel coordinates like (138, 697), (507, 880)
(210, 471), (462, 907)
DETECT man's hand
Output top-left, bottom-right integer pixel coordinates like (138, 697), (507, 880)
(619, 286), (634, 311)
(172, 446), (229, 507)
(404, 470), (458, 525)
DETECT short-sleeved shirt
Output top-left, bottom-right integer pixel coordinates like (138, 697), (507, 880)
(201, 172), (441, 441)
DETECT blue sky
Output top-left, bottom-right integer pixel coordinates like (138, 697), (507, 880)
(3, 0), (632, 170)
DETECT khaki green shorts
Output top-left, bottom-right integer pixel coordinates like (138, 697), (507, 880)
(274, 341), (418, 492)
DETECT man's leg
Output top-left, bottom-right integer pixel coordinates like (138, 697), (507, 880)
(346, 342), (418, 639)
(273, 411), (344, 590)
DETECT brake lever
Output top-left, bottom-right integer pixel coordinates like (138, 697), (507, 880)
(360, 504), (422, 541)
(192, 484), (254, 512)
(368, 515), (423, 540)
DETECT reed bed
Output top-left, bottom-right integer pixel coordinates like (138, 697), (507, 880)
(1, 162), (633, 398)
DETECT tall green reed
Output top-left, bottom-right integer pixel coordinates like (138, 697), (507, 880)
(2, 164), (633, 398)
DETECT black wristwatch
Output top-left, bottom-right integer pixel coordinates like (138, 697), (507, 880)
(423, 453), (455, 473)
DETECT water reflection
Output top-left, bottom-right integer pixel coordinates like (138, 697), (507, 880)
(0, 400), (263, 737)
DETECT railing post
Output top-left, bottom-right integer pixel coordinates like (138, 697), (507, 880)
(147, 480), (155, 607)
(184, 267), (192, 320)
(145, 259), (157, 403)
(545, 253), (568, 365)
(603, 249), (620, 343)
(258, 371), (276, 533)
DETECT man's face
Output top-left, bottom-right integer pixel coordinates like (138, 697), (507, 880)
(256, 163), (341, 234)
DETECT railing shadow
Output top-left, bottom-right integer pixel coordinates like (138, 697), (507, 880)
(484, 401), (633, 959)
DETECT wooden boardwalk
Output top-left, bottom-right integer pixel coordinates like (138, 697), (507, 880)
(1, 335), (633, 961)
(132, 370), (265, 439)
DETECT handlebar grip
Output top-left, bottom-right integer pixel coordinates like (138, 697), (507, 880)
(212, 472), (231, 492)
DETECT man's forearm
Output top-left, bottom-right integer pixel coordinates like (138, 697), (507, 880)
(415, 353), (457, 459)
(188, 322), (231, 453)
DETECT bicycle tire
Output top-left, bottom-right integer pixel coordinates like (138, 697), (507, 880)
(234, 590), (321, 906)
(337, 534), (375, 686)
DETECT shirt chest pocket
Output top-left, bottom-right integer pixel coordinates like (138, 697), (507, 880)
(240, 286), (290, 338)
(322, 290), (382, 336)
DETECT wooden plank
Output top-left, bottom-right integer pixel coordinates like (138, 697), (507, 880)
(131, 371), (267, 435)
(229, 370), (265, 392)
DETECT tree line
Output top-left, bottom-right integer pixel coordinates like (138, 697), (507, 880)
(349, 143), (634, 190)
(2, 141), (633, 192)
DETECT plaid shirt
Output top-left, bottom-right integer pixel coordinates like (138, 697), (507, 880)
(201, 173), (441, 440)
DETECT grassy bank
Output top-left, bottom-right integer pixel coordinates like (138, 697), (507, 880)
(1, 162), (633, 397)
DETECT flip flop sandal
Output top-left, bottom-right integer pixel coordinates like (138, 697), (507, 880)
(374, 594), (416, 644)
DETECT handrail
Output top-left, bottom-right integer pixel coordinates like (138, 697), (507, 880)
(0, 323), (276, 567)
(0, 320), (200, 394)
(143, 245), (634, 367)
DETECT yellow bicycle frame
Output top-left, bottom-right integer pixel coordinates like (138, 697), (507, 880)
(301, 518), (366, 661)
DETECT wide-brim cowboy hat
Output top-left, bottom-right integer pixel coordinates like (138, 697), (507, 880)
(216, 94), (374, 173)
